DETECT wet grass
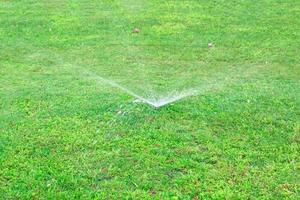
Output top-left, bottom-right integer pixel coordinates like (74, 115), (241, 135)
(0, 0), (300, 199)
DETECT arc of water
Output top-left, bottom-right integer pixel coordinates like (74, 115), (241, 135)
(75, 65), (197, 108)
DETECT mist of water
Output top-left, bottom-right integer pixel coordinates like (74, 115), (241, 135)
(76, 65), (198, 108)
(75, 64), (246, 108)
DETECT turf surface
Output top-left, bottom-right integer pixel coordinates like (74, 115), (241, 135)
(0, 0), (299, 199)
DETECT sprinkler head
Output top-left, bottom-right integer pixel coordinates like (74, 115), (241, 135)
(132, 28), (140, 33)
(208, 43), (214, 48)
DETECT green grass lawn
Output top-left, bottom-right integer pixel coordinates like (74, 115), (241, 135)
(1, 0), (299, 199)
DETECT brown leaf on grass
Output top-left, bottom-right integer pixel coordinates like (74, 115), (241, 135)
(149, 189), (157, 196)
(101, 168), (108, 173)
(193, 196), (199, 200)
